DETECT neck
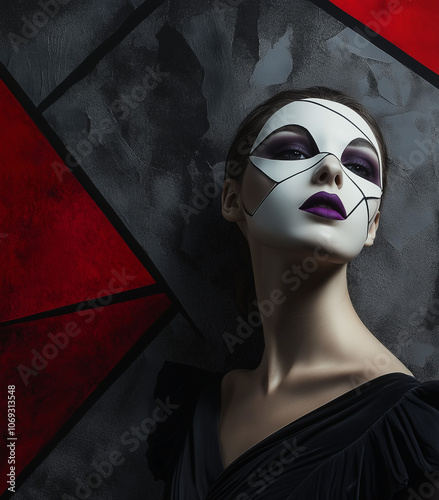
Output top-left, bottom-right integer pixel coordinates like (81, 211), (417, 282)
(248, 241), (372, 393)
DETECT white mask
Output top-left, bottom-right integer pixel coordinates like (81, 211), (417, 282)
(241, 98), (383, 261)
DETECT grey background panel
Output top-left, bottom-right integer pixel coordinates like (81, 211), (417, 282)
(0, 0), (159, 104)
(3, 0), (439, 498)
(42, 0), (439, 377)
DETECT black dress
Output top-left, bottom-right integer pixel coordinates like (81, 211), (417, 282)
(146, 361), (439, 499)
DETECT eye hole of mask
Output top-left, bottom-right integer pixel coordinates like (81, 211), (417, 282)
(252, 125), (319, 161)
(340, 138), (381, 187)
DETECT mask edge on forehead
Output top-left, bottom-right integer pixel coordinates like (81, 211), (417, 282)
(300, 98), (381, 157)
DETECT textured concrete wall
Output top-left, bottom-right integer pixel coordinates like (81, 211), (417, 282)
(2, 0), (438, 498)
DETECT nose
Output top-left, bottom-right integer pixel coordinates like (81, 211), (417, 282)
(311, 154), (344, 189)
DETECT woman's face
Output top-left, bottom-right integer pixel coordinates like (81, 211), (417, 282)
(239, 98), (383, 261)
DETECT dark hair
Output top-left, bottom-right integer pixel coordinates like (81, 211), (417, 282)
(225, 87), (389, 314)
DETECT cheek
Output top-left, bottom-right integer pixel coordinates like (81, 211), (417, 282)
(241, 162), (276, 215)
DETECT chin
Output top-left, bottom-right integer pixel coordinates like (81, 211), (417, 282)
(247, 216), (369, 265)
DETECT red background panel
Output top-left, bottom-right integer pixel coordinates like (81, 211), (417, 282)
(329, 0), (439, 74)
(0, 79), (155, 323)
(0, 293), (171, 485)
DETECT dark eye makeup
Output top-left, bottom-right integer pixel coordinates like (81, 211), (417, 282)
(341, 139), (381, 187)
(252, 127), (381, 187)
(252, 125), (318, 161)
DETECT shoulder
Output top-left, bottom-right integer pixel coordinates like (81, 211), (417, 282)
(363, 378), (439, 497)
(347, 340), (414, 380)
(146, 361), (223, 483)
(296, 378), (439, 499)
(333, 341), (415, 397)
(220, 367), (259, 411)
(220, 367), (248, 395)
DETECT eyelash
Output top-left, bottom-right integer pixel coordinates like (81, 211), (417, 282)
(274, 146), (310, 160)
(342, 159), (373, 179)
(261, 140), (377, 182)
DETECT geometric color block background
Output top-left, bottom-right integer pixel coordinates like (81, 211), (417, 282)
(0, 72), (173, 495)
(329, 0), (439, 74)
(0, 79), (155, 323)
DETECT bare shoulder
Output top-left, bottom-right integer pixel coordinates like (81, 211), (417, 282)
(221, 368), (253, 402)
(222, 368), (251, 389)
(221, 342), (414, 403)
(347, 342), (414, 382)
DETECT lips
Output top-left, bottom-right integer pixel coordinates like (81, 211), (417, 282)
(299, 191), (347, 220)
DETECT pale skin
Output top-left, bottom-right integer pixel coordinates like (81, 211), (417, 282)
(219, 153), (414, 470)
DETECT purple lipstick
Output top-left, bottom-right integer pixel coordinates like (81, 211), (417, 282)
(299, 191), (347, 220)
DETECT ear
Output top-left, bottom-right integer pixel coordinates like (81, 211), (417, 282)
(222, 177), (246, 222)
(364, 211), (380, 247)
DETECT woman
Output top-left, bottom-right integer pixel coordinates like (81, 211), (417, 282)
(146, 87), (439, 499)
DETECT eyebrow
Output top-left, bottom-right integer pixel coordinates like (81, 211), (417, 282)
(265, 124), (310, 137)
(256, 125), (317, 147)
(253, 125), (319, 157)
(346, 138), (379, 158)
